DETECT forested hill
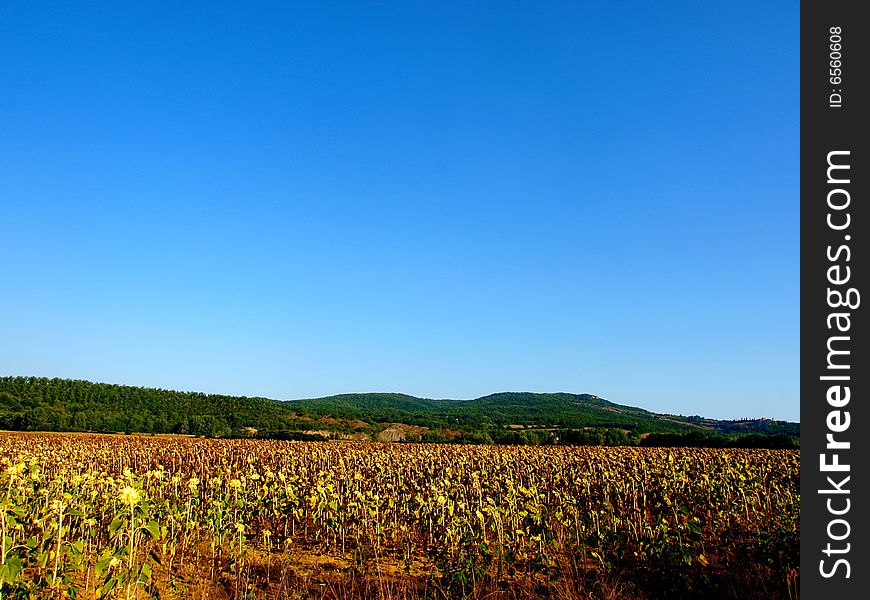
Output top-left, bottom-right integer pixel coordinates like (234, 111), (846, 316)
(0, 376), (290, 435)
(0, 376), (799, 445)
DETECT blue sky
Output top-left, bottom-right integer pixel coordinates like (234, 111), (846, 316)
(0, 1), (798, 421)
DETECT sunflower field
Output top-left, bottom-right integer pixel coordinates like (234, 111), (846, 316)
(0, 432), (798, 599)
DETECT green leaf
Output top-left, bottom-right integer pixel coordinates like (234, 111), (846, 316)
(138, 562), (153, 583)
(109, 516), (125, 535)
(99, 577), (118, 597)
(0, 556), (21, 583)
(144, 520), (161, 539)
(95, 556), (113, 575)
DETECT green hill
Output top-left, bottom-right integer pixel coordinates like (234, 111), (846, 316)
(290, 391), (686, 432)
(0, 376), (798, 445)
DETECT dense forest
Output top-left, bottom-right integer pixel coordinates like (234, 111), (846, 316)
(0, 376), (799, 447)
(0, 376), (289, 435)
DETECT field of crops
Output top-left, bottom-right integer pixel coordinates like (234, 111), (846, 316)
(0, 433), (799, 599)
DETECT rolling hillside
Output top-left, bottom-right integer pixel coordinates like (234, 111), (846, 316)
(0, 376), (798, 444)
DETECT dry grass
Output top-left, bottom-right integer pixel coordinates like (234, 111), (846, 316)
(139, 543), (792, 600)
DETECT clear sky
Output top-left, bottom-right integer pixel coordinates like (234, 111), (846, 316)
(0, 1), (798, 421)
